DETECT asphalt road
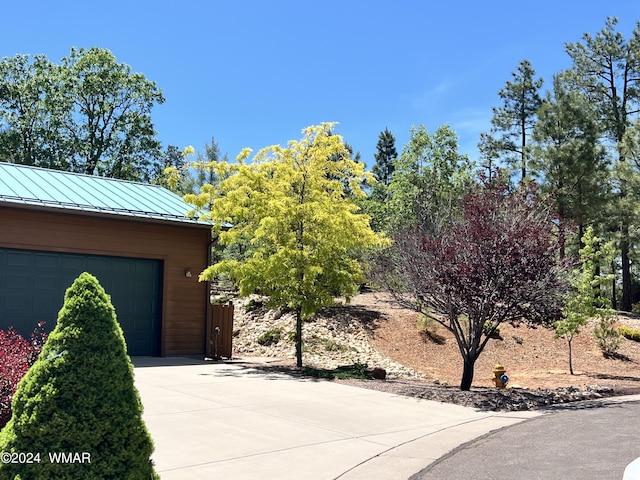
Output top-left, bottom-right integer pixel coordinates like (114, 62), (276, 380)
(412, 399), (640, 480)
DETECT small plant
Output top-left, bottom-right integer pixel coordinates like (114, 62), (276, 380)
(417, 314), (439, 333)
(618, 325), (640, 342)
(257, 327), (282, 346)
(418, 314), (447, 344)
(483, 320), (502, 339)
(244, 298), (264, 312)
(323, 339), (348, 352)
(594, 317), (622, 357)
(286, 330), (297, 343)
(632, 303), (640, 315)
(210, 296), (232, 305)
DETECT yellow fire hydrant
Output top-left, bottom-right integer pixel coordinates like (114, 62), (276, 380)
(492, 364), (509, 389)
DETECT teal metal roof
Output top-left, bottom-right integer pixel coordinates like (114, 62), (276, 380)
(0, 162), (208, 226)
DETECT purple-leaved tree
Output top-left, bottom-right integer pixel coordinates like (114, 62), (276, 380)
(376, 179), (567, 390)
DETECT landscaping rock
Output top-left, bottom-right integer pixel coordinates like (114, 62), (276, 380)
(231, 295), (425, 379)
(368, 367), (387, 380)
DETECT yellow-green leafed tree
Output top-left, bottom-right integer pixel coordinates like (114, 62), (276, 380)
(188, 123), (387, 367)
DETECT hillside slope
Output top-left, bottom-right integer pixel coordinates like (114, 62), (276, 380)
(231, 292), (640, 391)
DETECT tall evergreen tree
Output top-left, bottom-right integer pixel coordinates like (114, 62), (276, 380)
(565, 17), (640, 310)
(532, 74), (610, 257)
(479, 59), (543, 182)
(193, 136), (228, 188)
(372, 127), (397, 186)
(357, 128), (397, 232)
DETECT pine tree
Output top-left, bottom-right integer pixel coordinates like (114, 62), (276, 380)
(359, 128), (398, 232)
(0, 272), (158, 480)
(532, 74), (610, 257)
(479, 59), (543, 182)
(564, 17), (640, 311)
(372, 128), (397, 186)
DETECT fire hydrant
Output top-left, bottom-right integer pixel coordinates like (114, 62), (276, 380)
(492, 364), (509, 389)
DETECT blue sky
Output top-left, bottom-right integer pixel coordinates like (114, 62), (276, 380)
(1, 1), (639, 169)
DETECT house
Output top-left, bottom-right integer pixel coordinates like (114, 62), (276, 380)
(0, 162), (212, 356)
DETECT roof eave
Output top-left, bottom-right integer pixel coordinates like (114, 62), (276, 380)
(0, 201), (213, 229)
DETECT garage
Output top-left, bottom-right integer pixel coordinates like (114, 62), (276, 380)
(0, 248), (162, 356)
(0, 162), (212, 356)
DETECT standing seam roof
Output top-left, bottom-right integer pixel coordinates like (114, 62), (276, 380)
(0, 162), (208, 225)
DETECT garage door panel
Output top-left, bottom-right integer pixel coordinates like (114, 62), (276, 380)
(62, 255), (85, 269)
(34, 253), (60, 269)
(6, 273), (31, 290)
(6, 250), (31, 267)
(0, 248), (162, 356)
(4, 293), (30, 313)
(86, 257), (111, 273)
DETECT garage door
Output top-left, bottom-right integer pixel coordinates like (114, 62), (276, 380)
(0, 248), (162, 356)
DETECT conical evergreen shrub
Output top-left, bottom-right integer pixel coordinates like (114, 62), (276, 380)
(0, 272), (158, 480)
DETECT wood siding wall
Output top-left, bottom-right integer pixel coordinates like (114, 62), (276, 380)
(0, 205), (211, 355)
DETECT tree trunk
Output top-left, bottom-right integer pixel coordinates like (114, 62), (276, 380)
(521, 112), (527, 182)
(295, 308), (303, 368)
(567, 336), (574, 375)
(557, 212), (566, 259)
(621, 222), (632, 311)
(460, 355), (476, 391)
(612, 259), (618, 310)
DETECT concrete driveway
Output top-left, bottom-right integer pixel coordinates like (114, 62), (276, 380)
(133, 357), (537, 480)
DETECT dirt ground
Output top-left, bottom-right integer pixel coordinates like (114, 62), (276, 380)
(348, 292), (640, 392)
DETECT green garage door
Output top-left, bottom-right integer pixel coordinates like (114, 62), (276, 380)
(0, 248), (162, 356)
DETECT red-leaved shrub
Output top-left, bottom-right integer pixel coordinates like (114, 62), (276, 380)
(0, 322), (47, 428)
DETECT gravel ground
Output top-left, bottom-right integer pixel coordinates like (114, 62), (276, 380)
(229, 359), (633, 412)
(334, 378), (626, 411)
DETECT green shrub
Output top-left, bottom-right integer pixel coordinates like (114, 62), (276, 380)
(0, 272), (158, 480)
(594, 316), (622, 356)
(334, 362), (369, 379)
(257, 327), (282, 345)
(304, 362), (369, 379)
(618, 325), (640, 342)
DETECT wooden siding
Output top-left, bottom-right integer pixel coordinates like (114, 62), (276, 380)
(0, 205), (211, 355)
